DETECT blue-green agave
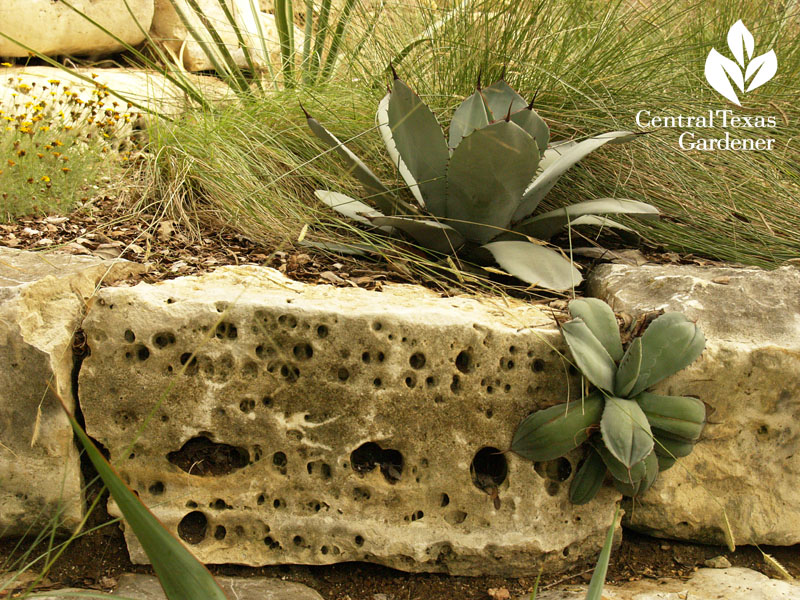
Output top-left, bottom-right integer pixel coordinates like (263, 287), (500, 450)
(306, 73), (660, 291)
(512, 299), (707, 504)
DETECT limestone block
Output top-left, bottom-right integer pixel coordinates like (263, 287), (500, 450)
(587, 264), (800, 546)
(112, 573), (324, 599)
(0, 1), (154, 58)
(0, 247), (144, 537)
(150, 0), (303, 73)
(79, 266), (621, 576)
(533, 567), (800, 600)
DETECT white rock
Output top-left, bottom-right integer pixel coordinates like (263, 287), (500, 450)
(0, 0), (154, 58)
(78, 265), (621, 576)
(112, 573), (324, 599)
(0, 248), (144, 536)
(587, 264), (800, 546)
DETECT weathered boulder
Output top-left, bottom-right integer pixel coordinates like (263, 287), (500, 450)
(0, 1), (154, 58)
(532, 567), (800, 600)
(79, 266), (621, 576)
(113, 573), (324, 599)
(587, 264), (800, 546)
(150, 0), (303, 73)
(0, 247), (144, 536)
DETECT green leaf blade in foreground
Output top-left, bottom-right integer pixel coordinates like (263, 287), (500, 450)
(568, 298), (624, 362)
(561, 318), (617, 392)
(629, 312), (706, 397)
(387, 77), (450, 215)
(636, 392), (706, 442)
(480, 79), (527, 120)
(481, 241), (582, 291)
(585, 505), (621, 600)
(601, 396), (654, 468)
(509, 106), (549, 154)
(69, 419), (226, 600)
(513, 198), (659, 240)
(512, 131), (639, 222)
(448, 88), (491, 149)
(314, 190), (385, 226)
(377, 92), (426, 207)
(511, 393), (603, 462)
(569, 447), (607, 505)
(615, 337), (642, 397)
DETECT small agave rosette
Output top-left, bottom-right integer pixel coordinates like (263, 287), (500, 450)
(511, 298), (707, 504)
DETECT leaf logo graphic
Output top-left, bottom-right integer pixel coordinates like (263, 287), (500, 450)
(705, 20), (777, 106)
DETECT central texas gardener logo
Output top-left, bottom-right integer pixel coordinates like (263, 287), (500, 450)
(705, 20), (777, 106)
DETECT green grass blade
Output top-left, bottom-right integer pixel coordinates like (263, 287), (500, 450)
(585, 505), (620, 600)
(309, 0), (333, 82)
(274, 0), (296, 86)
(214, 0), (263, 94)
(302, 0), (315, 79)
(247, 0), (279, 89)
(68, 416), (227, 600)
(321, 0), (357, 81)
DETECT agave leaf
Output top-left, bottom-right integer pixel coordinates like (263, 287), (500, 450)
(585, 505), (621, 600)
(601, 396), (654, 469)
(568, 447), (607, 505)
(612, 450), (658, 497)
(514, 199), (659, 240)
(481, 241), (582, 291)
(635, 392), (706, 442)
(314, 190), (393, 232)
(370, 216), (465, 254)
(615, 337), (642, 397)
(446, 120), (539, 243)
(561, 317), (617, 392)
(595, 437), (647, 485)
(448, 88), (491, 149)
(481, 79), (528, 120)
(657, 454), (677, 471)
(568, 215), (636, 232)
(629, 313), (706, 397)
(568, 298), (624, 362)
(377, 92), (425, 207)
(653, 432), (695, 458)
(512, 131), (639, 222)
(306, 112), (401, 215)
(69, 417), (227, 600)
(511, 393), (603, 461)
(509, 107), (549, 154)
(387, 77), (450, 215)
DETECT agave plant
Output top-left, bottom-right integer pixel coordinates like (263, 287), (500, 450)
(305, 72), (660, 290)
(512, 298), (707, 504)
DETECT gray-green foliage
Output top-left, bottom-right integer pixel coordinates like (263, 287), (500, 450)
(512, 298), (706, 503)
(307, 74), (660, 291)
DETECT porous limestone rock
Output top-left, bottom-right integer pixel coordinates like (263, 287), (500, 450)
(0, 1), (154, 58)
(150, 0), (303, 73)
(531, 567), (800, 600)
(79, 265), (621, 576)
(587, 263), (800, 546)
(113, 573), (324, 599)
(0, 247), (144, 536)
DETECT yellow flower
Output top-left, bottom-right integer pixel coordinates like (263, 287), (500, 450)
(1, 62), (12, 67)
(36, 153), (44, 159)
(48, 79), (61, 85)
(16, 149), (26, 157)
(41, 175), (50, 182)
(7, 159), (16, 167)
(53, 140), (63, 147)
(61, 167), (71, 173)
(40, 125), (49, 131)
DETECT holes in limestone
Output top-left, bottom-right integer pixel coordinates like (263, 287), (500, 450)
(264, 536), (281, 550)
(257, 494), (266, 505)
(262, 396), (272, 407)
(353, 487), (371, 501)
(470, 447), (507, 492)
(409, 352), (426, 369)
(372, 321), (383, 331)
(214, 525), (227, 540)
(135, 344), (150, 361)
(280, 363), (300, 382)
(450, 375), (461, 394)
(242, 361), (259, 379)
(531, 358), (545, 373)
(321, 545), (329, 555)
(534, 457), (572, 483)
(445, 510), (468, 525)
(148, 481), (165, 495)
(455, 350), (473, 373)
(179, 353), (198, 375)
(337, 367), (350, 381)
(211, 498), (232, 510)
(293, 535), (304, 546)
(167, 436), (250, 476)
(500, 357), (515, 370)
(124, 329), (135, 343)
(425, 376), (436, 388)
(239, 398), (256, 413)
(440, 493), (450, 507)
(372, 378), (382, 388)
(215, 322), (238, 340)
(153, 331), (176, 349)
(316, 325), (329, 338)
(186, 501), (198, 508)
(293, 343), (313, 360)
(546, 481), (560, 496)
(307, 461), (332, 479)
(408, 510), (424, 522)
(278, 314), (298, 329)
(404, 375), (416, 389)
(354, 535), (365, 546)
(350, 442), (403, 484)
(177, 511), (207, 545)
(272, 451), (288, 475)
(273, 498), (286, 509)
(562, 546), (570, 557)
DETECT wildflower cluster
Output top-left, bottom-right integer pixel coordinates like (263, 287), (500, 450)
(1, 73), (143, 220)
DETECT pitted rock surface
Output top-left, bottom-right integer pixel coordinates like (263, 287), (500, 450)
(78, 265), (621, 576)
(0, 248), (144, 536)
(588, 264), (800, 546)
